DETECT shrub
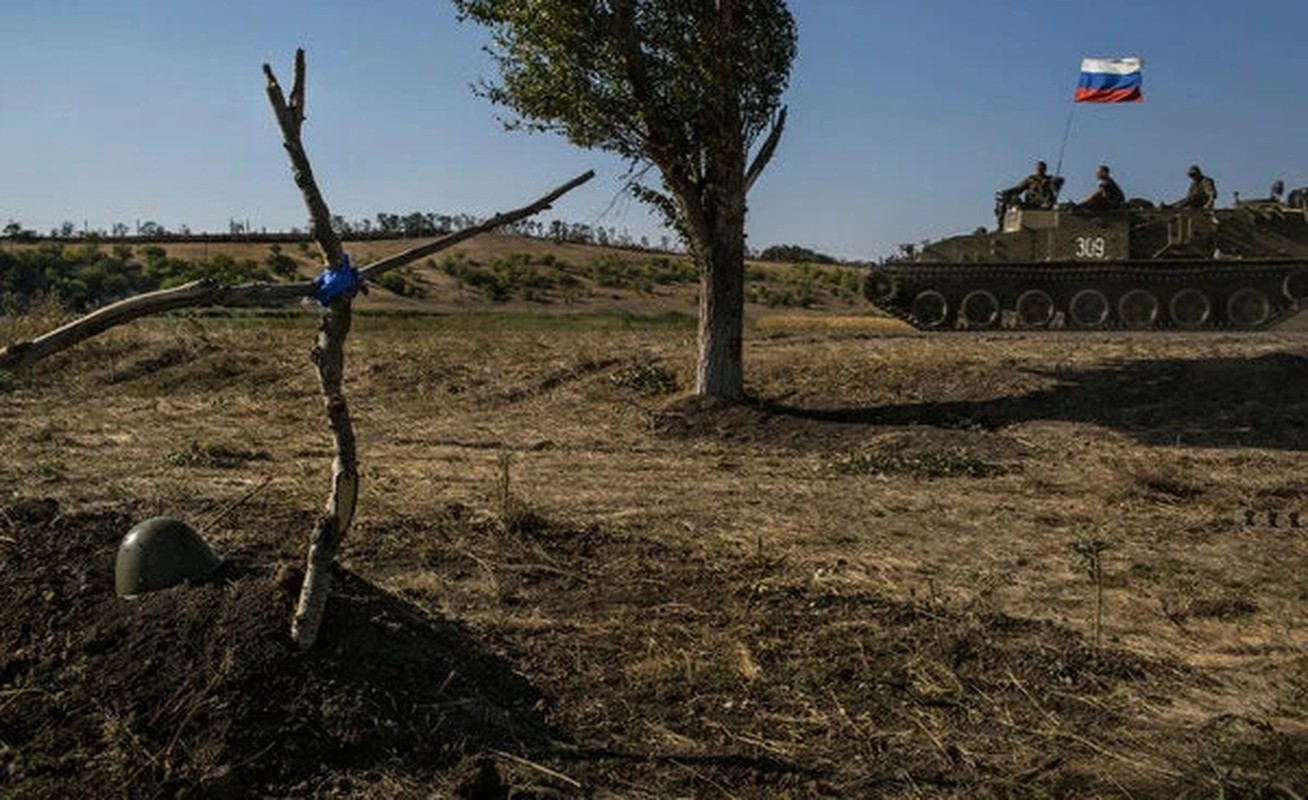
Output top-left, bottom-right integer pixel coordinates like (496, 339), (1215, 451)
(610, 362), (679, 395)
(831, 449), (1003, 479)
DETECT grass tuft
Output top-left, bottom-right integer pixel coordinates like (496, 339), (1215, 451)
(832, 448), (1004, 479)
(165, 440), (271, 469)
(609, 362), (679, 395)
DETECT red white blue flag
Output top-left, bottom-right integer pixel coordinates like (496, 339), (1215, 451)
(1075, 57), (1143, 103)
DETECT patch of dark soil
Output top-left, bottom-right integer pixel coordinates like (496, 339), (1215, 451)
(653, 395), (1029, 471)
(650, 394), (767, 440)
(0, 502), (551, 799)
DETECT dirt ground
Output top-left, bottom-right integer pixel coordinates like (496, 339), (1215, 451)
(2, 304), (1306, 798)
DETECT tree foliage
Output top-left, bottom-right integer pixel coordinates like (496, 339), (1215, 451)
(455, 0), (793, 228)
(454, 0), (797, 398)
(758, 244), (839, 264)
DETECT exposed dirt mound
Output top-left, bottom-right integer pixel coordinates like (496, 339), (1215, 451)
(0, 504), (549, 798)
(652, 394), (1031, 469)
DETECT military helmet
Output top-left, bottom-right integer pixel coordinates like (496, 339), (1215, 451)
(115, 517), (223, 597)
(1188, 165), (1202, 177)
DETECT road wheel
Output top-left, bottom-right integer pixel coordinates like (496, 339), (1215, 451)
(1226, 288), (1271, 328)
(1118, 289), (1160, 330)
(959, 290), (1000, 329)
(1015, 289), (1055, 328)
(1068, 289), (1110, 328)
(1168, 288), (1211, 329)
(910, 290), (950, 328)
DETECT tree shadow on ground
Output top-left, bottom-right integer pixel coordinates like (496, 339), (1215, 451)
(763, 352), (1308, 450)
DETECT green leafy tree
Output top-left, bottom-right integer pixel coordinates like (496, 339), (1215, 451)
(453, 0), (796, 400)
(759, 243), (838, 264)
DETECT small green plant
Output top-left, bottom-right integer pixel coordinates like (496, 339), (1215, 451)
(832, 449), (1003, 479)
(373, 269), (428, 298)
(166, 440), (271, 469)
(1070, 536), (1112, 649)
(36, 461), (66, 482)
(610, 362), (679, 395)
(264, 244), (299, 278)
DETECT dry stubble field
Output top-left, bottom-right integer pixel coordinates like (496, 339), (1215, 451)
(1, 292), (1306, 798)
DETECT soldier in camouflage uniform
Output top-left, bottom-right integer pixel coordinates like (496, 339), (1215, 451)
(1003, 160), (1059, 209)
(995, 160), (1062, 227)
(1172, 165), (1217, 209)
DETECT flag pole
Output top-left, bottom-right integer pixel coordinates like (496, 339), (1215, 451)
(1054, 104), (1076, 178)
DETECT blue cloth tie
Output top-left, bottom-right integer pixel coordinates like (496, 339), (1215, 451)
(313, 253), (360, 306)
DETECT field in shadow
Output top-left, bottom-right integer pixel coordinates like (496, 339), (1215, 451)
(756, 352), (1308, 450)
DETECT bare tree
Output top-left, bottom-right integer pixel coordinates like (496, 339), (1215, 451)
(0, 49), (593, 650)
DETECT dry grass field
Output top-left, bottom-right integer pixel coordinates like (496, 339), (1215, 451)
(1, 241), (1306, 798)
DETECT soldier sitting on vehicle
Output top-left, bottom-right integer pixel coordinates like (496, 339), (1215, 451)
(1078, 164), (1126, 211)
(995, 160), (1064, 226)
(1169, 165), (1217, 209)
(1003, 160), (1060, 209)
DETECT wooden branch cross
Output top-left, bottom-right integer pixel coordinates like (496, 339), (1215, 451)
(0, 49), (593, 651)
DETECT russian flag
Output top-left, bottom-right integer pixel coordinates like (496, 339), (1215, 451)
(1075, 57), (1143, 103)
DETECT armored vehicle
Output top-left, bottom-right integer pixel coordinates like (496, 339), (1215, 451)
(862, 198), (1308, 331)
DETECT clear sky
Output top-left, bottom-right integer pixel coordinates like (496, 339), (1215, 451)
(3, 1), (1306, 261)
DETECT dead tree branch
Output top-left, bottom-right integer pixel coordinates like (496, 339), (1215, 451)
(358, 169), (595, 281)
(264, 48), (356, 651)
(264, 49), (340, 266)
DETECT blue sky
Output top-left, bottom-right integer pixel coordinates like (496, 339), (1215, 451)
(2, 1), (1306, 260)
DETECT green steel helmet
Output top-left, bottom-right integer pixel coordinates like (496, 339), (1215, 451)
(115, 517), (223, 597)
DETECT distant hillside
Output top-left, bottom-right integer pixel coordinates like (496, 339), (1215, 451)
(1, 234), (871, 318)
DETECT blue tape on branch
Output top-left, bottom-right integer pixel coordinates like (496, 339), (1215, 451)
(313, 252), (360, 306)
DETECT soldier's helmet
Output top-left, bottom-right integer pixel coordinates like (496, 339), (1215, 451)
(115, 517), (223, 597)
(1188, 165), (1202, 177)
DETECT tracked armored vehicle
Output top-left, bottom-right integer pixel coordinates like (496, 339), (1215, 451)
(863, 199), (1308, 331)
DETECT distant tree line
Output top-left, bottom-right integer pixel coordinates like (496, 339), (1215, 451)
(2, 212), (681, 254)
(2, 218), (856, 267)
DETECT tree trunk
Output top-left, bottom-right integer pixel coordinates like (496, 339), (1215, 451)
(695, 249), (745, 400)
(694, 189), (747, 401)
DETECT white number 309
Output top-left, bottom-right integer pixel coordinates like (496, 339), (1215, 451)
(1073, 236), (1107, 259)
